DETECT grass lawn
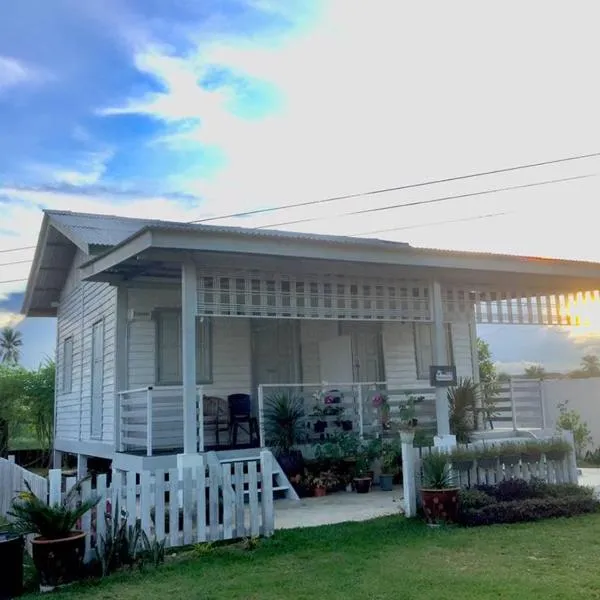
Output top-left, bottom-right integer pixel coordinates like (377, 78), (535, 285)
(47, 513), (600, 600)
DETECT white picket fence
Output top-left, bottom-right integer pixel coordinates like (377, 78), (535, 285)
(0, 456), (48, 519)
(47, 451), (275, 561)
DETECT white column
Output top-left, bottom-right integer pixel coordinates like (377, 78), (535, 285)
(432, 281), (450, 436)
(181, 260), (198, 455)
(400, 431), (417, 517)
(114, 284), (128, 451)
(77, 454), (88, 479)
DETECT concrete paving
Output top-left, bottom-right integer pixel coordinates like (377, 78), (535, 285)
(578, 468), (600, 496)
(273, 470), (600, 531)
(274, 486), (404, 530)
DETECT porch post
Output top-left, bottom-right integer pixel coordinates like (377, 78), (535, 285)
(432, 281), (451, 436)
(181, 260), (198, 454)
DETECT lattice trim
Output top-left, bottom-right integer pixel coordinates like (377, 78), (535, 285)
(196, 269), (432, 321)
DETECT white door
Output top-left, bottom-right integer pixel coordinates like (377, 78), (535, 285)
(91, 320), (104, 439)
(318, 336), (353, 384)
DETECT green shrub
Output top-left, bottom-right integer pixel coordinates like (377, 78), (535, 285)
(458, 489), (495, 510)
(458, 496), (598, 526)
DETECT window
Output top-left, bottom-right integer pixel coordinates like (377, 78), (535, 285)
(62, 337), (73, 393)
(155, 311), (212, 385)
(414, 323), (454, 380)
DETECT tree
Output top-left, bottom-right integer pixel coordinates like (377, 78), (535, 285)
(580, 354), (600, 377)
(0, 361), (55, 462)
(0, 326), (23, 364)
(556, 400), (592, 458)
(523, 364), (546, 379)
(477, 339), (499, 428)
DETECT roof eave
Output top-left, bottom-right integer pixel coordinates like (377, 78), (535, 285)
(21, 213), (50, 316)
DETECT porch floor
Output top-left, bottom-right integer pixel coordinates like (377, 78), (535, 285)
(274, 485), (403, 530)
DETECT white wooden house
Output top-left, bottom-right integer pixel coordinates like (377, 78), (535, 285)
(22, 210), (600, 477)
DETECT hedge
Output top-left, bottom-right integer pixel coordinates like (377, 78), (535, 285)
(457, 478), (599, 526)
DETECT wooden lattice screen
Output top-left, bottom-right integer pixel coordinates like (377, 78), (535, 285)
(196, 270), (432, 321)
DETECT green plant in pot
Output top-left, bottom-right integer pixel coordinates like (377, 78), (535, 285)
(497, 441), (523, 466)
(353, 447), (373, 494)
(380, 441), (400, 491)
(420, 451), (460, 525)
(543, 438), (572, 461)
(9, 478), (100, 591)
(450, 446), (475, 472)
(476, 444), (499, 470)
(264, 392), (307, 477)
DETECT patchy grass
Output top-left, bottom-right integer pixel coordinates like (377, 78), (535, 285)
(42, 514), (600, 600)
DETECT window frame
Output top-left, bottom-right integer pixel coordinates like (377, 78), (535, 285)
(413, 322), (454, 381)
(62, 336), (74, 394)
(154, 310), (213, 386)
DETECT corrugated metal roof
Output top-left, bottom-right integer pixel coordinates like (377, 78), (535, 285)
(47, 209), (600, 268)
(46, 210), (411, 250)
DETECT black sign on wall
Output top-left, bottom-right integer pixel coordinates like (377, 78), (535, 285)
(429, 365), (457, 387)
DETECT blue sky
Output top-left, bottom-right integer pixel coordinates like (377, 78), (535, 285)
(1, 1), (600, 370)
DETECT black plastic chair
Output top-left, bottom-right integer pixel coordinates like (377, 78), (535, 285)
(228, 393), (259, 447)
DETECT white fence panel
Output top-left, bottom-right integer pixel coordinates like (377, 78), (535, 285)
(0, 456), (48, 518)
(46, 452), (275, 562)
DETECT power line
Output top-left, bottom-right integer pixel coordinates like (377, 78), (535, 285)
(0, 259), (32, 268)
(0, 278), (27, 284)
(350, 210), (513, 237)
(189, 150), (600, 225)
(0, 245), (35, 254)
(257, 173), (596, 230)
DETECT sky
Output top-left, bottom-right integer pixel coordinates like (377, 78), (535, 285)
(2, 0), (600, 370)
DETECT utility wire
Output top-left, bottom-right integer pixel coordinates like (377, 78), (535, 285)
(189, 150), (600, 224)
(256, 173), (596, 230)
(350, 210), (513, 237)
(0, 259), (32, 268)
(0, 278), (27, 284)
(0, 245), (35, 254)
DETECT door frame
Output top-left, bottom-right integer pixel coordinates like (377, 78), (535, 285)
(339, 321), (385, 383)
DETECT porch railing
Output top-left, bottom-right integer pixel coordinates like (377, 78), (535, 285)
(117, 386), (203, 456)
(257, 382), (437, 446)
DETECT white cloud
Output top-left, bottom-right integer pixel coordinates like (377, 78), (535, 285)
(0, 311), (24, 328)
(27, 149), (115, 187)
(0, 55), (51, 93)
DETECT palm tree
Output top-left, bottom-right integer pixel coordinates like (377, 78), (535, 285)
(0, 326), (23, 364)
(581, 354), (600, 377)
(523, 364), (546, 379)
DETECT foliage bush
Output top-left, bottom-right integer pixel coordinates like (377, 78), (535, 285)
(457, 478), (598, 526)
(458, 496), (598, 526)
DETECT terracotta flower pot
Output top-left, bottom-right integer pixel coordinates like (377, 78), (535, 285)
(420, 488), (460, 524)
(31, 531), (86, 591)
(314, 486), (327, 497)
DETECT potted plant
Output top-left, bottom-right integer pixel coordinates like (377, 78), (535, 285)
(420, 452), (460, 525)
(543, 439), (572, 461)
(497, 441), (523, 466)
(311, 471), (338, 497)
(398, 395), (420, 443)
(450, 446), (475, 472)
(476, 444), (499, 470)
(521, 440), (543, 463)
(311, 476), (328, 497)
(264, 392), (307, 477)
(353, 447), (373, 494)
(380, 441), (400, 491)
(9, 479), (99, 591)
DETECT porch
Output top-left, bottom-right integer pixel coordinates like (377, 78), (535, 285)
(74, 220), (600, 466)
(113, 377), (546, 464)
